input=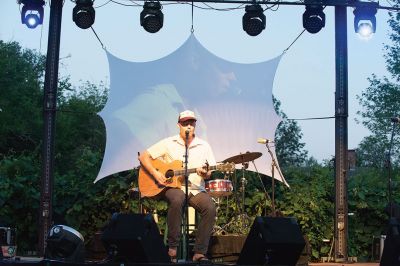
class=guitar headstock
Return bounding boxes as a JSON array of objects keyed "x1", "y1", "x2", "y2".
[{"x1": 216, "y1": 162, "x2": 235, "y2": 173}]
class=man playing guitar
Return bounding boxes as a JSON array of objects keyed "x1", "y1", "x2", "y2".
[{"x1": 138, "y1": 110, "x2": 216, "y2": 262}]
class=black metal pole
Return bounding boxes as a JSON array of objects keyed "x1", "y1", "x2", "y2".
[
  {"x1": 38, "y1": 0, "x2": 63, "y2": 256},
  {"x1": 265, "y1": 143, "x2": 281, "y2": 217},
  {"x1": 183, "y1": 131, "x2": 190, "y2": 261},
  {"x1": 334, "y1": 4, "x2": 349, "y2": 262}
]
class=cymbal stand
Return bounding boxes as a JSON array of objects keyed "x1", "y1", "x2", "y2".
[
  {"x1": 232, "y1": 169, "x2": 241, "y2": 216},
  {"x1": 240, "y1": 162, "x2": 248, "y2": 215},
  {"x1": 240, "y1": 162, "x2": 249, "y2": 228},
  {"x1": 223, "y1": 173, "x2": 231, "y2": 220},
  {"x1": 220, "y1": 163, "x2": 251, "y2": 234}
]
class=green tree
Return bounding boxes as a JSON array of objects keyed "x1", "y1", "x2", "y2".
[
  {"x1": 276, "y1": 159, "x2": 335, "y2": 260},
  {"x1": 0, "y1": 153, "x2": 41, "y2": 252},
  {"x1": 0, "y1": 41, "x2": 45, "y2": 155},
  {"x1": 356, "y1": 77, "x2": 400, "y2": 167},
  {"x1": 356, "y1": 8, "x2": 400, "y2": 167},
  {"x1": 386, "y1": 8, "x2": 400, "y2": 81},
  {"x1": 347, "y1": 167, "x2": 390, "y2": 260},
  {"x1": 273, "y1": 97, "x2": 309, "y2": 169},
  {"x1": 0, "y1": 41, "x2": 44, "y2": 252},
  {"x1": 50, "y1": 80, "x2": 141, "y2": 242},
  {"x1": 0, "y1": 40, "x2": 135, "y2": 253},
  {"x1": 353, "y1": 9, "x2": 400, "y2": 260}
]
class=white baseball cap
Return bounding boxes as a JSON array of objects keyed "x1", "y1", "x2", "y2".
[{"x1": 178, "y1": 110, "x2": 197, "y2": 122}]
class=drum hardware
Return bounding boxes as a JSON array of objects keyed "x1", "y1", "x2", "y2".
[
  {"x1": 221, "y1": 151, "x2": 262, "y2": 218},
  {"x1": 259, "y1": 141, "x2": 286, "y2": 217},
  {"x1": 206, "y1": 180, "x2": 233, "y2": 234},
  {"x1": 239, "y1": 161, "x2": 248, "y2": 217},
  {"x1": 205, "y1": 179, "x2": 233, "y2": 197},
  {"x1": 221, "y1": 152, "x2": 263, "y2": 213},
  {"x1": 222, "y1": 151, "x2": 262, "y2": 165},
  {"x1": 239, "y1": 161, "x2": 251, "y2": 230},
  {"x1": 205, "y1": 168, "x2": 235, "y2": 235},
  {"x1": 212, "y1": 197, "x2": 228, "y2": 236},
  {"x1": 221, "y1": 151, "x2": 263, "y2": 233}
]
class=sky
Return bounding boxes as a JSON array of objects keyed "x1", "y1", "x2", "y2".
[{"x1": 0, "y1": 0, "x2": 394, "y2": 162}]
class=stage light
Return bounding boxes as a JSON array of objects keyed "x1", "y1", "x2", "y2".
[
  {"x1": 242, "y1": 4, "x2": 266, "y2": 36},
  {"x1": 19, "y1": 0, "x2": 45, "y2": 29},
  {"x1": 302, "y1": 5, "x2": 325, "y2": 34},
  {"x1": 140, "y1": 1, "x2": 164, "y2": 33},
  {"x1": 45, "y1": 225, "x2": 85, "y2": 263},
  {"x1": 353, "y1": 2, "x2": 378, "y2": 39},
  {"x1": 357, "y1": 23, "x2": 374, "y2": 38},
  {"x1": 73, "y1": 0, "x2": 95, "y2": 29}
]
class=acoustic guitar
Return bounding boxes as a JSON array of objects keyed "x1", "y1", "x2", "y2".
[{"x1": 138, "y1": 159, "x2": 235, "y2": 198}]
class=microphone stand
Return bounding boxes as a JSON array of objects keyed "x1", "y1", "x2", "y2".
[
  {"x1": 183, "y1": 131, "x2": 190, "y2": 261},
  {"x1": 264, "y1": 142, "x2": 285, "y2": 217},
  {"x1": 251, "y1": 160, "x2": 272, "y2": 216}
]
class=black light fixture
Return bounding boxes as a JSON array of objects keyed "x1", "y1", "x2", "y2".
[
  {"x1": 242, "y1": 4, "x2": 266, "y2": 36},
  {"x1": 73, "y1": 0, "x2": 95, "y2": 29},
  {"x1": 303, "y1": 4, "x2": 325, "y2": 34},
  {"x1": 140, "y1": 1, "x2": 164, "y2": 33},
  {"x1": 45, "y1": 225, "x2": 85, "y2": 263},
  {"x1": 353, "y1": 1, "x2": 378, "y2": 38},
  {"x1": 19, "y1": 0, "x2": 45, "y2": 29}
]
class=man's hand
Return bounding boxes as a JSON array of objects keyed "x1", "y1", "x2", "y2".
[
  {"x1": 196, "y1": 167, "x2": 207, "y2": 177},
  {"x1": 196, "y1": 164, "x2": 211, "y2": 179},
  {"x1": 139, "y1": 150, "x2": 168, "y2": 185},
  {"x1": 153, "y1": 170, "x2": 167, "y2": 184}
]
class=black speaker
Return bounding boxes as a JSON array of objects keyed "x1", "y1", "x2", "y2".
[
  {"x1": 101, "y1": 213, "x2": 169, "y2": 263},
  {"x1": 237, "y1": 216, "x2": 305, "y2": 266},
  {"x1": 380, "y1": 218, "x2": 400, "y2": 266}
]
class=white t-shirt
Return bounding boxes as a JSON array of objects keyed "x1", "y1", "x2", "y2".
[{"x1": 147, "y1": 134, "x2": 216, "y2": 195}]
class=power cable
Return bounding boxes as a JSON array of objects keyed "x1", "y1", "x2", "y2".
[
  {"x1": 191, "y1": 0, "x2": 194, "y2": 32},
  {"x1": 109, "y1": 0, "x2": 141, "y2": 6},
  {"x1": 282, "y1": 5, "x2": 327, "y2": 53},
  {"x1": 282, "y1": 28, "x2": 306, "y2": 54},
  {"x1": 56, "y1": 108, "x2": 99, "y2": 115},
  {"x1": 287, "y1": 116, "x2": 335, "y2": 121},
  {"x1": 90, "y1": 26, "x2": 106, "y2": 50},
  {"x1": 200, "y1": 2, "x2": 245, "y2": 10},
  {"x1": 95, "y1": 0, "x2": 112, "y2": 8}
]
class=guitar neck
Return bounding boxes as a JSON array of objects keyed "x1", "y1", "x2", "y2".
[{"x1": 174, "y1": 165, "x2": 217, "y2": 177}]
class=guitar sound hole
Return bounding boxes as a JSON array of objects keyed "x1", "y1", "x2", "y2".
[{"x1": 165, "y1": 170, "x2": 174, "y2": 179}]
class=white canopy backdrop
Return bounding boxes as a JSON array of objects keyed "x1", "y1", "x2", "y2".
[{"x1": 94, "y1": 34, "x2": 288, "y2": 187}]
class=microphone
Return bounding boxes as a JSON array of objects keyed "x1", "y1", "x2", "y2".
[
  {"x1": 185, "y1": 129, "x2": 190, "y2": 139},
  {"x1": 257, "y1": 137, "x2": 274, "y2": 144},
  {"x1": 391, "y1": 117, "x2": 400, "y2": 123}
]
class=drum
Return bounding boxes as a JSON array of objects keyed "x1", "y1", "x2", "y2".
[{"x1": 205, "y1": 179, "x2": 233, "y2": 197}]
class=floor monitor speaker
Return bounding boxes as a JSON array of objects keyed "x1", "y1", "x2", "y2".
[
  {"x1": 101, "y1": 213, "x2": 169, "y2": 263},
  {"x1": 237, "y1": 216, "x2": 305, "y2": 266}
]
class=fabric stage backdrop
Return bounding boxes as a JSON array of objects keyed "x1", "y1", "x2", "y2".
[{"x1": 94, "y1": 34, "x2": 287, "y2": 186}]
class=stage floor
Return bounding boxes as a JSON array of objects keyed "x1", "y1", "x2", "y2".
[
  {"x1": 0, "y1": 257, "x2": 381, "y2": 266},
  {"x1": 308, "y1": 262, "x2": 379, "y2": 266}
]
